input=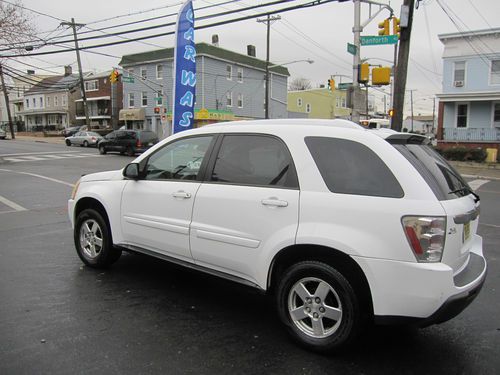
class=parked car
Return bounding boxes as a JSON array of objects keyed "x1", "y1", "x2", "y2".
[
  {"x1": 98, "y1": 130, "x2": 158, "y2": 156},
  {"x1": 79, "y1": 124, "x2": 113, "y2": 136},
  {"x1": 68, "y1": 119, "x2": 486, "y2": 352},
  {"x1": 65, "y1": 131, "x2": 103, "y2": 147},
  {"x1": 0, "y1": 127, "x2": 6, "y2": 139},
  {"x1": 60, "y1": 126, "x2": 82, "y2": 137}
]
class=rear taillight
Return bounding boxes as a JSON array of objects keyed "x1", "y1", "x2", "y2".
[
  {"x1": 91, "y1": 137, "x2": 96, "y2": 141},
  {"x1": 136, "y1": 139, "x2": 142, "y2": 148},
  {"x1": 402, "y1": 216, "x2": 446, "y2": 263}
]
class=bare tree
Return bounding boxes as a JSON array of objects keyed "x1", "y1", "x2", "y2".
[
  {"x1": 289, "y1": 77, "x2": 312, "y2": 91},
  {"x1": 0, "y1": 0, "x2": 37, "y2": 51}
]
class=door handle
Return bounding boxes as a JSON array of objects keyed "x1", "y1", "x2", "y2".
[
  {"x1": 261, "y1": 198, "x2": 288, "y2": 207},
  {"x1": 172, "y1": 191, "x2": 191, "y2": 199}
]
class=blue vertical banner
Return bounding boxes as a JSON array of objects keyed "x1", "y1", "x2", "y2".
[{"x1": 172, "y1": 0, "x2": 196, "y2": 134}]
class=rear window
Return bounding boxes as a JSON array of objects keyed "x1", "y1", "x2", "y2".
[
  {"x1": 305, "y1": 137, "x2": 404, "y2": 198},
  {"x1": 393, "y1": 144, "x2": 470, "y2": 200}
]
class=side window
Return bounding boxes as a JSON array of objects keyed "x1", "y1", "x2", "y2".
[
  {"x1": 211, "y1": 135, "x2": 298, "y2": 188},
  {"x1": 115, "y1": 131, "x2": 127, "y2": 140},
  {"x1": 145, "y1": 136, "x2": 213, "y2": 181},
  {"x1": 106, "y1": 132, "x2": 116, "y2": 140},
  {"x1": 305, "y1": 137, "x2": 403, "y2": 198}
]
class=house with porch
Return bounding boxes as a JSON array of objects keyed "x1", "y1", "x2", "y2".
[{"x1": 436, "y1": 28, "x2": 500, "y2": 151}]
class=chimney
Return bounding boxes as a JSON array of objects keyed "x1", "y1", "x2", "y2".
[
  {"x1": 64, "y1": 65, "x2": 72, "y2": 76},
  {"x1": 212, "y1": 34, "x2": 219, "y2": 47},
  {"x1": 247, "y1": 45, "x2": 256, "y2": 57}
]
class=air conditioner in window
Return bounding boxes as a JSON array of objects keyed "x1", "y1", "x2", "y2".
[{"x1": 454, "y1": 80, "x2": 464, "y2": 87}]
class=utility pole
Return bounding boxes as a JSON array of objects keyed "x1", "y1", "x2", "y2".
[
  {"x1": 61, "y1": 18, "x2": 90, "y2": 127},
  {"x1": 257, "y1": 14, "x2": 280, "y2": 119},
  {"x1": 432, "y1": 96, "x2": 436, "y2": 133},
  {"x1": 351, "y1": 0, "x2": 362, "y2": 123},
  {"x1": 410, "y1": 89, "x2": 414, "y2": 132},
  {"x1": 392, "y1": 0, "x2": 415, "y2": 131},
  {"x1": 0, "y1": 64, "x2": 15, "y2": 139}
]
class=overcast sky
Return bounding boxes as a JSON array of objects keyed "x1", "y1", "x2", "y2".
[{"x1": 11, "y1": 0, "x2": 500, "y2": 115}]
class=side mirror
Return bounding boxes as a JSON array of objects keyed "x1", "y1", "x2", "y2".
[{"x1": 123, "y1": 163, "x2": 140, "y2": 180}]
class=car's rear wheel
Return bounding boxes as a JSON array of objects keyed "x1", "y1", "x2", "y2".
[
  {"x1": 276, "y1": 261, "x2": 362, "y2": 353},
  {"x1": 99, "y1": 145, "x2": 107, "y2": 154},
  {"x1": 65, "y1": 139, "x2": 71, "y2": 146},
  {"x1": 83, "y1": 140, "x2": 89, "y2": 147},
  {"x1": 74, "y1": 208, "x2": 121, "y2": 268}
]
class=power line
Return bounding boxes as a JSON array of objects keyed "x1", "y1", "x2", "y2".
[{"x1": 0, "y1": 0, "x2": 339, "y2": 58}]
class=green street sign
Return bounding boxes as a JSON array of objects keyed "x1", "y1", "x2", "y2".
[
  {"x1": 360, "y1": 35, "x2": 398, "y2": 46},
  {"x1": 338, "y1": 82, "x2": 353, "y2": 90},
  {"x1": 122, "y1": 76, "x2": 135, "y2": 83},
  {"x1": 347, "y1": 43, "x2": 357, "y2": 56}
]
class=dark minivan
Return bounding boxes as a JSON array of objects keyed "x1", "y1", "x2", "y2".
[{"x1": 98, "y1": 130, "x2": 159, "y2": 156}]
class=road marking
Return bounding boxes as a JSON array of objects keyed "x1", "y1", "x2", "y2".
[
  {"x1": 0, "y1": 151, "x2": 81, "y2": 157},
  {"x1": 2, "y1": 152, "x2": 100, "y2": 163},
  {"x1": 0, "y1": 168, "x2": 75, "y2": 187},
  {"x1": 469, "y1": 179, "x2": 490, "y2": 191},
  {"x1": 479, "y1": 223, "x2": 500, "y2": 229},
  {"x1": 0, "y1": 194, "x2": 27, "y2": 212}
]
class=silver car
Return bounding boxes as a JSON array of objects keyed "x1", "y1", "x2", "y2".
[{"x1": 65, "y1": 131, "x2": 103, "y2": 147}]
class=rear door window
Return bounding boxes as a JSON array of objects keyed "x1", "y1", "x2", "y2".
[
  {"x1": 210, "y1": 135, "x2": 298, "y2": 188},
  {"x1": 305, "y1": 137, "x2": 404, "y2": 198},
  {"x1": 393, "y1": 144, "x2": 471, "y2": 200}
]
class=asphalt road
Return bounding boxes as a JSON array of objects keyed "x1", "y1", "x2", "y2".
[{"x1": 1, "y1": 139, "x2": 499, "y2": 374}]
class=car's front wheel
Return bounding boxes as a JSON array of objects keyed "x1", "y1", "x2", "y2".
[
  {"x1": 65, "y1": 139, "x2": 71, "y2": 146},
  {"x1": 99, "y1": 145, "x2": 107, "y2": 154},
  {"x1": 276, "y1": 261, "x2": 362, "y2": 353},
  {"x1": 74, "y1": 208, "x2": 121, "y2": 268}
]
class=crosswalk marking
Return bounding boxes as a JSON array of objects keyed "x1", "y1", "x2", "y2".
[
  {"x1": 469, "y1": 179, "x2": 490, "y2": 191},
  {"x1": 2, "y1": 152, "x2": 101, "y2": 163}
]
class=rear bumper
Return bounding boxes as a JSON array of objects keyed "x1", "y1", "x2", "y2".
[{"x1": 354, "y1": 234, "x2": 487, "y2": 325}]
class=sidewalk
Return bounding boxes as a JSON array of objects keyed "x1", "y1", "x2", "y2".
[
  {"x1": 8, "y1": 134, "x2": 66, "y2": 145},
  {"x1": 450, "y1": 161, "x2": 500, "y2": 181}
]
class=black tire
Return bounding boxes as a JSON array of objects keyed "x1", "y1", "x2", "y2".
[
  {"x1": 276, "y1": 261, "x2": 362, "y2": 353},
  {"x1": 126, "y1": 146, "x2": 135, "y2": 157},
  {"x1": 99, "y1": 145, "x2": 107, "y2": 155},
  {"x1": 74, "y1": 208, "x2": 121, "y2": 268},
  {"x1": 83, "y1": 140, "x2": 89, "y2": 147},
  {"x1": 65, "y1": 139, "x2": 71, "y2": 146}
]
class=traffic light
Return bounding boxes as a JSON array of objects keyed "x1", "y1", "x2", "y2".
[
  {"x1": 388, "y1": 108, "x2": 395, "y2": 117},
  {"x1": 328, "y1": 78, "x2": 335, "y2": 92},
  {"x1": 392, "y1": 17, "x2": 401, "y2": 38},
  {"x1": 109, "y1": 69, "x2": 119, "y2": 83},
  {"x1": 359, "y1": 63, "x2": 369, "y2": 83},
  {"x1": 154, "y1": 107, "x2": 161, "y2": 114},
  {"x1": 372, "y1": 67, "x2": 391, "y2": 86},
  {"x1": 378, "y1": 18, "x2": 390, "y2": 36}
]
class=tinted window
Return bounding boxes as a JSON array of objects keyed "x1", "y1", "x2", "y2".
[
  {"x1": 305, "y1": 137, "x2": 404, "y2": 198},
  {"x1": 140, "y1": 131, "x2": 158, "y2": 142},
  {"x1": 393, "y1": 144, "x2": 470, "y2": 200},
  {"x1": 106, "y1": 132, "x2": 116, "y2": 140},
  {"x1": 211, "y1": 135, "x2": 298, "y2": 188},
  {"x1": 145, "y1": 136, "x2": 213, "y2": 181}
]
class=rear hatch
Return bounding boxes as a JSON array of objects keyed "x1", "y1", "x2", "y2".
[{"x1": 387, "y1": 134, "x2": 480, "y2": 273}]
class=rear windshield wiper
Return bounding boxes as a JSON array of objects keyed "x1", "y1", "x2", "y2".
[{"x1": 449, "y1": 186, "x2": 480, "y2": 203}]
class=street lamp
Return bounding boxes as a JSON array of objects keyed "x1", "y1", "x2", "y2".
[{"x1": 265, "y1": 59, "x2": 314, "y2": 119}]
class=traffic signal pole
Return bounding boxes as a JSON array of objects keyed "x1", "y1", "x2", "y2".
[
  {"x1": 391, "y1": 0, "x2": 415, "y2": 131},
  {"x1": 351, "y1": 0, "x2": 362, "y2": 124},
  {"x1": 0, "y1": 64, "x2": 15, "y2": 139}
]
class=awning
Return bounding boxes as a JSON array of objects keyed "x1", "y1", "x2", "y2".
[
  {"x1": 119, "y1": 108, "x2": 145, "y2": 121},
  {"x1": 437, "y1": 92, "x2": 500, "y2": 102},
  {"x1": 75, "y1": 96, "x2": 111, "y2": 102}
]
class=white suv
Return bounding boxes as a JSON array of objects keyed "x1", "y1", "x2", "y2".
[{"x1": 68, "y1": 119, "x2": 486, "y2": 352}]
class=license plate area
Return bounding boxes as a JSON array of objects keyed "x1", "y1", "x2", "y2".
[{"x1": 463, "y1": 221, "x2": 471, "y2": 242}]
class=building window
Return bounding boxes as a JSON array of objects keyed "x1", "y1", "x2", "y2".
[
  {"x1": 47, "y1": 97, "x2": 51, "y2": 107},
  {"x1": 129, "y1": 93, "x2": 135, "y2": 108},
  {"x1": 336, "y1": 98, "x2": 340, "y2": 108},
  {"x1": 453, "y1": 61, "x2": 465, "y2": 85},
  {"x1": 226, "y1": 91, "x2": 232, "y2": 107},
  {"x1": 456, "y1": 103, "x2": 468, "y2": 128},
  {"x1": 297, "y1": 98, "x2": 303, "y2": 107},
  {"x1": 32, "y1": 98, "x2": 36, "y2": 107},
  {"x1": 237, "y1": 93, "x2": 243, "y2": 108},
  {"x1": 54, "y1": 96, "x2": 59, "y2": 106},
  {"x1": 142, "y1": 91, "x2": 148, "y2": 107},
  {"x1": 128, "y1": 68, "x2": 134, "y2": 77},
  {"x1": 156, "y1": 64, "x2": 163, "y2": 80},
  {"x1": 156, "y1": 91, "x2": 163, "y2": 105},
  {"x1": 493, "y1": 103, "x2": 500, "y2": 126},
  {"x1": 226, "y1": 65, "x2": 232, "y2": 80},
  {"x1": 341, "y1": 97, "x2": 346, "y2": 108},
  {"x1": 62, "y1": 95, "x2": 67, "y2": 106},
  {"x1": 25, "y1": 99, "x2": 29, "y2": 108},
  {"x1": 490, "y1": 60, "x2": 500, "y2": 85},
  {"x1": 141, "y1": 67, "x2": 147, "y2": 80},
  {"x1": 84, "y1": 80, "x2": 98, "y2": 91},
  {"x1": 306, "y1": 103, "x2": 312, "y2": 113},
  {"x1": 237, "y1": 68, "x2": 243, "y2": 83}
]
